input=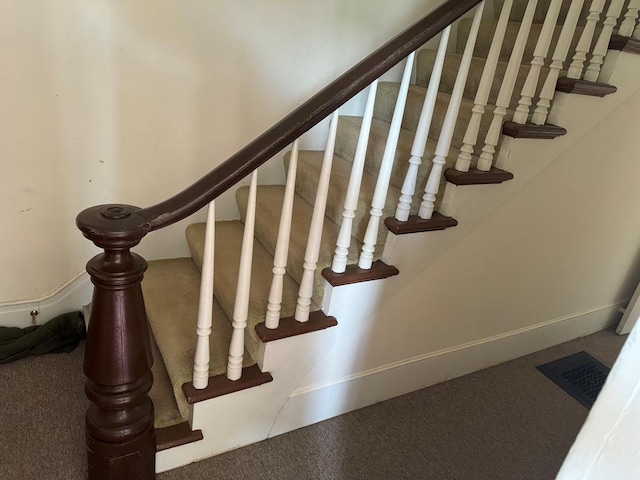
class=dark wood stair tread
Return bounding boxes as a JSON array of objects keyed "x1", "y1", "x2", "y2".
[
  {"x1": 385, "y1": 212, "x2": 458, "y2": 235},
  {"x1": 256, "y1": 310, "x2": 338, "y2": 343},
  {"x1": 609, "y1": 34, "x2": 640, "y2": 55},
  {"x1": 182, "y1": 365, "x2": 273, "y2": 404},
  {"x1": 445, "y1": 167, "x2": 514, "y2": 185},
  {"x1": 503, "y1": 121, "x2": 567, "y2": 139},
  {"x1": 156, "y1": 421, "x2": 203, "y2": 452},
  {"x1": 555, "y1": 77, "x2": 617, "y2": 97},
  {"x1": 322, "y1": 260, "x2": 399, "y2": 286}
]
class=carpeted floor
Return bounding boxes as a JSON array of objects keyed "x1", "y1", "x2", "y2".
[{"x1": 0, "y1": 329, "x2": 626, "y2": 480}]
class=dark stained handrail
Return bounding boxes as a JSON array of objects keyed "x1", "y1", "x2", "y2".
[
  {"x1": 75, "y1": 2, "x2": 485, "y2": 477},
  {"x1": 136, "y1": 0, "x2": 484, "y2": 231}
]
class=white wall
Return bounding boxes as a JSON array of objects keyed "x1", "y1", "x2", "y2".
[{"x1": 0, "y1": 0, "x2": 442, "y2": 306}]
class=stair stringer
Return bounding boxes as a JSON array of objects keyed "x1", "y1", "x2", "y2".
[
  {"x1": 156, "y1": 51, "x2": 640, "y2": 472},
  {"x1": 271, "y1": 51, "x2": 640, "y2": 400},
  {"x1": 380, "y1": 50, "x2": 640, "y2": 297},
  {"x1": 264, "y1": 54, "x2": 640, "y2": 434}
]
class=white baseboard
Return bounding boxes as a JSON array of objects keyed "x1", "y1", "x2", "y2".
[
  {"x1": 269, "y1": 303, "x2": 623, "y2": 437},
  {"x1": 0, "y1": 272, "x2": 92, "y2": 328}
]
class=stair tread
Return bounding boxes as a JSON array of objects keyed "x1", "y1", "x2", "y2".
[
  {"x1": 415, "y1": 49, "x2": 549, "y2": 110},
  {"x1": 289, "y1": 150, "x2": 392, "y2": 250},
  {"x1": 336, "y1": 115, "x2": 459, "y2": 192},
  {"x1": 186, "y1": 220, "x2": 301, "y2": 360},
  {"x1": 237, "y1": 184, "x2": 358, "y2": 304},
  {"x1": 374, "y1": 83, "x2": 501, "y2": 155},
  {"x1": 493, "y1": 0, "x2": 599, "y2": 26},
  {"x1": 143, "y1": 258, "x2": 255, "y2": 420},
  {"x1": 458, "y1": 19, "x2": 593, "y2": 63}
]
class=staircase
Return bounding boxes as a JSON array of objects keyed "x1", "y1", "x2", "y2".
[{"x1": 75, "y1": 0, "x2": 640, "y2": 477}]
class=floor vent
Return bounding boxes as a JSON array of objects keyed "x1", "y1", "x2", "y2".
[{"x1": 536, "y1": 351, "x2": 610, "y2": 409}]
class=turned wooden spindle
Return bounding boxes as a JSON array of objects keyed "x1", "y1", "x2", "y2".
[{"x1": 76, "y1": 204, "x2": 155, "y2": 480}]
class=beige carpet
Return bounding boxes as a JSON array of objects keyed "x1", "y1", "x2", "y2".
[
  {"x1": 186, "y1": 221, "x2": 301, "y2": 362},
  {"x1": 143, "y1": 257, "x2": 256, "y2": 423},
  {"x1": 149, "y1": 332, "x2": 185, "y2": 428},
  {"x1": 0, "y1": 329, "x2": 626, "y2": 480}
]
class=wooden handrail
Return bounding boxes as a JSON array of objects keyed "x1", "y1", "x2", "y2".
[
  {"x1": 75, "y1": 2, "x2": 484, "y2": 478},
  {"x1": 135, "y1": 0, "x2": 483, "y2": 232}
]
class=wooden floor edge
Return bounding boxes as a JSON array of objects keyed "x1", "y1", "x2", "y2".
[{"x1": 156, "y1": 421, "x2": 204, "y2": 452}]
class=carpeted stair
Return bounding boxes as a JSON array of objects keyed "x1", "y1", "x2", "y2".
[
  {"x1": 141, "y1": 0, "x2": 612, "y2": 431},
  {"x1": 143, "y1": 257, "x2": 256, "y2": 423}
]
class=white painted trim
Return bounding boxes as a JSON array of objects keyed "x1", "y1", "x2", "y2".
[
  {"x1": 0, "y1": 272, "x2": 92, "y2": 328},
  {"x1": 290, "y1": 302, "x2": 624, "y2": 397},
  {"x1": 617, "y1": 281, "x2": 640, "y2": 335},
  {"x1": 557, "y1": 310, "x2": 640, "y2": 479},
  {"x1": 0, "y1": 270, "x2": 87, "y2": 307},
  {"x1": 269, "y1": 303, "x2": 621, "y2": 437}
]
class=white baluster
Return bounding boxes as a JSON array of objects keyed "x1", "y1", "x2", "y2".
[
  {"x1": 265, "y1": 140, "x2": 299, "y2": 329},
  {"x1": 226, "y1": 170, "x2": 258, "y2": 381},
  {"x1": 455, "y1": 1, "x2": 513, "y2": 172},
  {"x1": 511, "y1": 0, "x2": 563, "y2": 125},
  {"x1": 395, "y1": 28, "x2": 450, "y2": 221},
  {"x1": 477, "y1": 0, "x2": 538, "y2": 171},
  {"x1": 567, "y1": 0, "x2": 606, "y2": 79},
  {"x1": 635, "y1": 22, "x2": 640, "y2": 40},
  {"x1": 531, "y1": 0, "x2": 585, "y2": 126},
  {"x1": 358, "y1": 52, "x2": 415, "y2": 269},
  {"x1": 295, "y1": 111, "x2": 339, "y2": 322},
  {"x1": 332, "y1": 81, "x2": 378, "y2": 273},
  {"x1": 192, "y1": 201, "x2": 215, "y2": 389},
  {"x1": 418, "y1": 3, "x2": 486, "y2": 217},
  {"x1": 619, "y1": 0, "x2": 640, "y2": 37},
  {"x1": 584, "y1": 0, "x2": 626, "y2": 82}
]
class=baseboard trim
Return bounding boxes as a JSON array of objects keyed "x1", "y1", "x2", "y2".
[
  {"x1": 0, "y1": 272, "x2": 92, "y2": 328},
  {"x1": 271, "y1": 303, "x2": 622, "y2": 436}
]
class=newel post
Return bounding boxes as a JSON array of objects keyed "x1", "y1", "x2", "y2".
[{"x1": 76, "y1": 204, "x2": 156, "y2": 480}]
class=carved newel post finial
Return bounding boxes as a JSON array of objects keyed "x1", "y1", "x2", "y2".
[{"x1": 76, "y1": 204, "x2": 156, "y2": 480}]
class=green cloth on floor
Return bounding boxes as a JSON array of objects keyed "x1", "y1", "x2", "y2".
[{"x1": 0, "y1": 312, "x2": 86, "y2": 364}]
